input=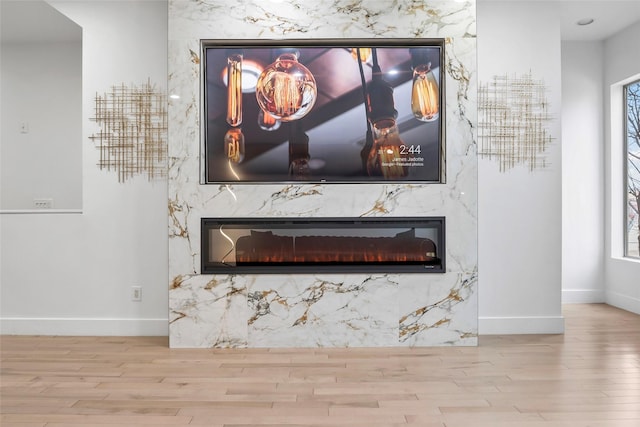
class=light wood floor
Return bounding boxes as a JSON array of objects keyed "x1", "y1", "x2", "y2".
[{"x1": 1, "y1": 304, "x2": 639, "y2": 427}]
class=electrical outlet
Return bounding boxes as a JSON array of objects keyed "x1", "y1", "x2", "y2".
[
  {"x1": 131, "y1": 286, "x2": 142, "y2": 302},
  {"x1": 33, "y1": 198, "x2": 53, "y2": 209}
]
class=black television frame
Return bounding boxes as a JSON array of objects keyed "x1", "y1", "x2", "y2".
[{"x1": 201, "y1": 38, "x2": 446, "y2": 184}]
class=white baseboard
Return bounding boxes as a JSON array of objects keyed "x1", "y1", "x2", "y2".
[
  {"x1": 0, "y1": 317, "x2": 168, "y2": 336},
  {"x1": 479, "y1": 315, "x2": 565, "y2": 335},
  {"x1": 606, "y1": 291, "x2": 640, "y2": 315},
  {"x1": 562, "y1": 289, "x2": 606, "y2": 304}
]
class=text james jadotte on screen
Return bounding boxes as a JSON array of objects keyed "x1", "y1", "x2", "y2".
[{"x1": 382, "y1": 157, "x2": 424, "y2": 167}]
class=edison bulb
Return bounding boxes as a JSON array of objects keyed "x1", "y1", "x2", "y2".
[
  {"x1": 411, "y1": 64, "x2": 439, "y2": 122},
  {"x1": 288, "y1": 123, "x2": 310, "y2": 178},
  {"x1": 350, "y1": 47, "x2": 372, "y2": 62},
  {"x1": 366, "y1": 123, "x2": 408, "y2": 178},
  {"x1": 255, "y1": 53, "x2": 317, "y2": 122},
  {"x1": 224, "y1": 128, "x2": 245, "y2": 164},
  {"x1": 226, "y1": 54, "x2": 243, "y2": 126},
  {"x1": 257, "y1": 109, "x2": 281, "y2": 131}
]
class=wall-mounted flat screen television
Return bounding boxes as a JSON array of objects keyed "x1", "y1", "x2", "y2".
[{"x1": 201, "y1": 39, "x2": 445, "y2": 184}]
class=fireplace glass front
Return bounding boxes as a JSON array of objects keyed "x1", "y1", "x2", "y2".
[{"x1": 201, "y1": 217, "x2": 445, "y2": 274}]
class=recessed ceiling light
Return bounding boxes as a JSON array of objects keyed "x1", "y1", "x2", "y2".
[{"x1": 577, "y1": 18, "x2": 595, "y2": 26}]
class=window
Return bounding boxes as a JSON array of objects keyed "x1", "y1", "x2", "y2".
[{"x1": 625, "y1": 79, "x2": 640, "y2": 258}]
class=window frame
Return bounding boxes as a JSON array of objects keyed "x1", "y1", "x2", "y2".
[{"x1": 624, "y1": 79, "x2": 640, "y2": 259}]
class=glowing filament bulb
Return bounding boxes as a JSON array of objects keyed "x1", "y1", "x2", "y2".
[
  {"x1": 350, "y1": 47, "x2": 372, "y2": 62},
  {"x1": 224, "y1": 128, "x2": 245, "y2": 164},
  {"x1": 258, "y1": 109, "x2": 281, "y2": 131},
  {"x1": 411, "y1": 64, "x2": 439, "y2": 122},
  {"x1": 366, "y1": 123, "x2": 408, "y2": 178},
  {"x1": 273, "y1": 72, "x2": 301, "y2": 117},
  {"x1": 226, "y1": 53, "x2": 243, "y2": 126},
  {"x1": 255, "y1": 53, "x2": 317, "y2": 122}
]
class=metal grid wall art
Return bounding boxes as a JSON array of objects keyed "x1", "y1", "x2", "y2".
[
  {"x1": 90, "y1": 80, "x2": 167, "y2": 182},
  {"x1": 478, "y1": 71, "x2": 553, "y2": 172}
]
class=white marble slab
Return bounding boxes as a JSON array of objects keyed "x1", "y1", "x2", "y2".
[
  {"x1": 168, "y1": 0, "x2": 478, "y2": 348},
  {"x1": 247, "y1": 274, "x2": 399, "y2": 347}
]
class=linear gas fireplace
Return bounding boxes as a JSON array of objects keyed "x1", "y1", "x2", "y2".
[{"x1": 201, "y1": 217, "x2": 445, "y2": 274}]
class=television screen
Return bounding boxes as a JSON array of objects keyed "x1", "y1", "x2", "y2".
[{"x1": 201, "y1": 39, "x2": 445, "y2": 184}]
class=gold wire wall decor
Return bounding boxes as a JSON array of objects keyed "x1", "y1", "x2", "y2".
[
  {"x1": 478, "y1": 71, "x2": 553, "y2": 172},
  {"x1": 90, "y1": 79, "x2": 167, "y2": 182}
]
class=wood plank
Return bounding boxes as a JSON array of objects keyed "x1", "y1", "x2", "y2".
[{"x1": 0, "y1": 304, "x2": 638, "y2": 426}]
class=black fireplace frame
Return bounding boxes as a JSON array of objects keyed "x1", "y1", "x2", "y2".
[{"x1": 201, "y1": 217, "x2": 445, "y2": 274}]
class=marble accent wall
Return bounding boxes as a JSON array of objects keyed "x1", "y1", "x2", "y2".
[{"x1": 168, "y1": 0, "x2": 477, "y2": 348}]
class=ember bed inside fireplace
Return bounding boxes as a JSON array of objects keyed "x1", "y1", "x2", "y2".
[{"x1": 201, "y1": 217, "x2": 445, "y2": 274}]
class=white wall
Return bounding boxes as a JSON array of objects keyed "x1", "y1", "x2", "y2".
[
  {"x1": 604, "y1": 21, "x2": 640, "y2": 314},
  {"x1": 1, "y1": 0, "x2": 634, "y2": 338},
  {"x1": 477, "y1": 1, "x2": 564, "y2": 334},
  {"x1": 561, "y1": 41, "x2": 606, "y2": 303},
  {"x1": 0, "y1": 0, "x2": 169, "y2": 335},
  {"x1": 1, "y1": 41, "x2": 82, "y2": 210}
]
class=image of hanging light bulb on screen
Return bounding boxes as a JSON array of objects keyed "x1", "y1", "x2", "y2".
[
  {"x1": 257, "y1": 109, "x2": 281, "y2": 131},
  {"x1": 411, "y1": 62, "x2": 439, "y2": 122},
  {"x1": 367, "y1": 122, "x2": 409, "y2": 179},
  {"x1": 224, "y1": 127, "x2": 245, "y2": 164},
  {"x1": 226, "y1": 53, "x2": 243, "y2": 126},
  {"x1": 255, "y1": 53, "x2": 317, "y2": 121},
  {"x1": 350, "y1": 47, "x2": 372, "y2": 63},
  {"x1": 288, "y1": 122, "x2": 310, "y2": 178},
  {"x1": 365, "y1": 49, "x2": 409, "y2": 178}
]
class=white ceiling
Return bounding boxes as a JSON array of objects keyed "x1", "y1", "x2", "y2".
[
  {"x1": 478, "y1": 0, "x2": 640, "y2": 41},
  {"x1": 557, "y1": 0, "x2": 640, "y2": 41},
  {"x1": 0, "y1": 0, "x2": 81, "y2": 44}
]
